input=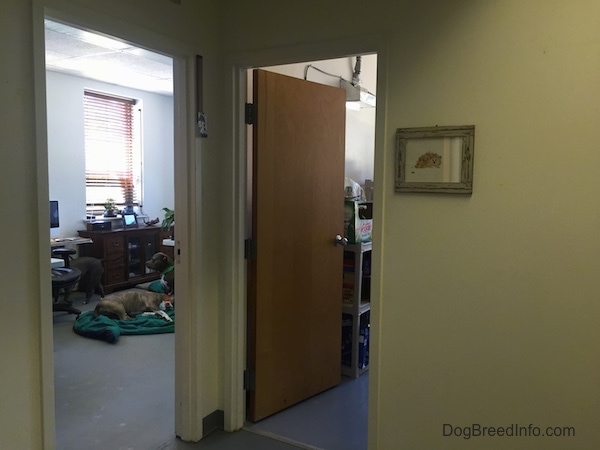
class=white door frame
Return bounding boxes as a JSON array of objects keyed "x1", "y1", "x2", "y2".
[
  {"x1": 32, "y1": 1, "x2": 203, "y2": 443},
  {"x1": 223, "y1": 35, "x2": 388, "y2": 439}
]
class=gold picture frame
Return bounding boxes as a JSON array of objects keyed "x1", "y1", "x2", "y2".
[{"x1": 395, "y1": 125, "x2": 475, "y2": 194}]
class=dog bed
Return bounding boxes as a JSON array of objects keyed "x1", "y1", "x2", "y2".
[
  {"x1": 136, "y1": 280, "x2": 166, "y2": 293},
  {"x1": 73, "y1": 309, "x2": 175, "y2": 344}
]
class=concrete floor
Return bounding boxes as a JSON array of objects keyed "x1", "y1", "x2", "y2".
[{"x1": 53, "y1": 292, "x2": 368, "y2": 450}]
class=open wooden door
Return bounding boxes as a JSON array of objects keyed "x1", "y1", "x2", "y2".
[{"x1": 247, "y1": 69, "x2": 346, "y2": 421}]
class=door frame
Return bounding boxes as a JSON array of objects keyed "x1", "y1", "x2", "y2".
[
  {"x1": 32, "y1": 2, "x2": 203, "y2": 444},
  {"x1": 223, "y1": 35, "x2": 388, "y2": 445}
]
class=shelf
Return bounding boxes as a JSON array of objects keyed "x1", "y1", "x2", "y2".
[
  {"x1": 342, "y1": 301, "x2": 370, "y2": 316},
  {"x1": 341, "y1": 240, "x2": 372, "y2": 378},
  {"x1": 342, "y1": 364, "x2": 369, "y2": 378},
  {"x1": 346, "y1": 241, "x2": 372, "y2": 253}
]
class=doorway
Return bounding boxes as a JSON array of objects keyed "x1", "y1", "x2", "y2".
[
  {"x1": 44, "y1": 17, "x2": 179, "y2": 446},
  {"x1": 244, "y1": 55, "x2": 377, "y2": 449}
]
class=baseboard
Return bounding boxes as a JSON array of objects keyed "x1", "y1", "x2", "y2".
[{"x1": 202, "y1": 409, "x2": 225, "y2": 437}]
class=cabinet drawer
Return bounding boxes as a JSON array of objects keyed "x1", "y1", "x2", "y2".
[
  {"x1": 104, "y1": 235, "x2": 124, "y2": 252},
  {"x1": 103, "y1": 252, "x2": 123, "y2": 266},
  {"x1": 105, "y1": 265, "x2": 126, "y2": 284}
]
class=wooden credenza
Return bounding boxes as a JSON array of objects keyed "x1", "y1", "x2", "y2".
[{"x1": 78, "y1": 227, "x2": 162, "y2": 293}]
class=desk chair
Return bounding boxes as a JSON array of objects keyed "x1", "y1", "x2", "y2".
[
  {"x1": 51, "y1": 248, "x2": 81, "y2": 315},
  {"x1": 52, "y1": 247, "x2": 76, "y2": 268}
]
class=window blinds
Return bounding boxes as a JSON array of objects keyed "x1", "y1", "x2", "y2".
[{"x1": 83, "y1": 90, "x2": 139, "y2": 209}]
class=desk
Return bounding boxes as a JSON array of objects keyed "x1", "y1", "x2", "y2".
[
  {"x1": 50, "y1": 237, "x2": 92, "y2": 269},
  {"x1": 51, "y1": 237, "x2": 93, "y2": 247},
  {"x1": 52, "y1": 266, "x2": 82, "y2": 315}
]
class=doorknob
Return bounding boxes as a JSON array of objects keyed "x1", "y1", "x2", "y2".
[{"x1": 333, "y1": 235, "x2": 348, "y2": 247}]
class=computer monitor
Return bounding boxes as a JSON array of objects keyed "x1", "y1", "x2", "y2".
[{"x1": 50, "y1": 200, "x2": 60, "y2": 228}]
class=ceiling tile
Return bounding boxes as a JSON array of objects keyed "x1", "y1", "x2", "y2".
[{"x1": 45, "y1": 19, "x2": 173, "y2": 95}]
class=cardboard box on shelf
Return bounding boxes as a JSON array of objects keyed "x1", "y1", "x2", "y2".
[
  {"x1": 341, "y1": 312, "x2": 370, "y2": 369},
  {"x1": 344, "y1": 201, "x2": 373, "y2": 243},
  {"x1": 358, "y1": 312, "x2": 370, "y2": 369},
  {"x1": 341, "y1": 313, "x2": 353, "y2": 367},
  {"x1": 342, "y1": 272, "x2": 355, "y2": 303}
]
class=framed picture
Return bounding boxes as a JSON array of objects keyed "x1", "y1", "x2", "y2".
[
  {"x1": 123, "y1": 213, "x2": 138, "y2": 228},
  {"x1": 395, "y1": 125, "x2": 475, "y2": 194}
]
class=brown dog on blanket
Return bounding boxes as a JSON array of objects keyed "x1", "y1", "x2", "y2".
[
  {"x1": 93, "y1": 290, "x2": 168, "y2": 321},
  {"x1": 146, "y1": 251, "x2": 175, "y2": 294}
]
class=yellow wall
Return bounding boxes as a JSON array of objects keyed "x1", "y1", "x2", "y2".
[
  {"x1": 221, "y1": 1, "x2": 600, "y2": 448},
  {"x1": 1, "y1": 2, "x2": 46, "y2": 447}
]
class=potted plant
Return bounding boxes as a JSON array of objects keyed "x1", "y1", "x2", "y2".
[
  {"x1": 161, "y1": 207, "x2": 174, "y2": 232},
  {"x1": 104, "y1": 198, "x2": 118, "y2": 217}
]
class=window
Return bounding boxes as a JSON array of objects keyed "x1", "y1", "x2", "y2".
[{"x1": 83, "y1": 90, "x2": 141, "y2": 213}]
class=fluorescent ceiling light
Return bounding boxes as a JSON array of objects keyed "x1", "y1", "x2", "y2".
[
  {"x1": 44, "y1": 19, "x2": 173, "y2": 95},
  {"x1": 45, "y1": 19, "x2": 132, "y2": 51},
  {"x1": 341, "y1": 79, "x2": 376, "y2": 110}
]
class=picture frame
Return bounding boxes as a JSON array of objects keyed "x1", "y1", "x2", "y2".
[
  {"x1": 123, "y1": 213, "x2": 138, "y2": 228},
  {"x1": 395, "y1": 125, "x2": 475, "y2": 194}
]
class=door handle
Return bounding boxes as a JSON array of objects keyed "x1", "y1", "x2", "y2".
[{"x1": 333, "y1": 235, "x2": 348, "y2": 247}]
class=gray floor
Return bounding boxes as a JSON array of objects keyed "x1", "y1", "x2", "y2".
[
  {"x1": 244, "y1": 374, "x2": 368, "y2": 450},
  {"x1": 53, "y1": 292, "x2": 368, "y2": 450}
]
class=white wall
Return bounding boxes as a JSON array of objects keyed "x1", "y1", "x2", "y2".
[
  {"x1": 264, "y1": 55, "x2": 377, "y2": 186},
  {"x1": 46, "y1": 71, "x2": 174, "y2": 237}
]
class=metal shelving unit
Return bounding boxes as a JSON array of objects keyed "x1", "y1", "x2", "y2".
[{"x1": 342, "y1": 241, "x2": 371, "y2": 378}]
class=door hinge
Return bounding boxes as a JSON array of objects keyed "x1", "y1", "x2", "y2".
[
  {"x1": 244, "y1": 238, "x2": 257, "y2": 260},
  {"x1": 245, "y1": 103, "x2": 256, "y2": 125},
  {"x1": 243, "y1": 369, "x2": 255, "y2": 391}
]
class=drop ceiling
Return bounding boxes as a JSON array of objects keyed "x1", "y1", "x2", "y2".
[{"x1": 45, "y1": 19, "x2": 173, "y2": 96}]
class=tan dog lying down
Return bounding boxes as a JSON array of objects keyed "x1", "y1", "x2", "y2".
[{"x1": 93, "y1": 290, "x2": 170, "y2": 321}]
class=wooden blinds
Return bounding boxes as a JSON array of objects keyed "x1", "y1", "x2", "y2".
[{"x1": 83, "y1": 90, "x2": 138, "y2": 208}]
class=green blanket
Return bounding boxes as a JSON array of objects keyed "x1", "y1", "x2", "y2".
[{"x1": 73, "y1": 309, "x2": 175, "y2": 343}]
